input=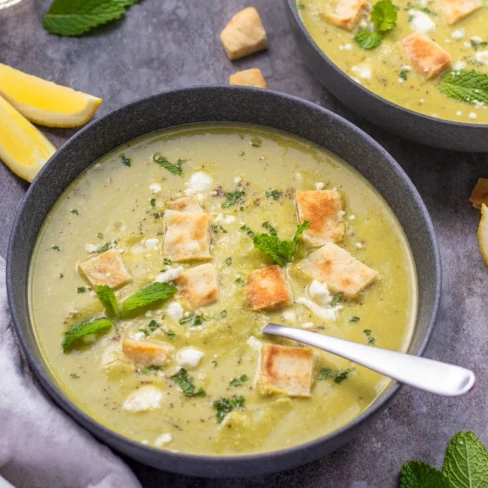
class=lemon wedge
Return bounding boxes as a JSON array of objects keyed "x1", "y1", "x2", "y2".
[
  {"x1": 478, "y1": 203, "x2": 488, "y2": 265},
  {"x1": 0, "y1": 94, "x2": 56, "y2": 182},
  {"x1": 0, "y1": 63, "x2": 102, "y2": 128}
]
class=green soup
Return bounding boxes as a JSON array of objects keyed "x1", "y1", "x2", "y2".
[
  {"x1": 30, "y1": 123, "x2": 417, "y2": 455},
  {"x1": 298, "y1": 0, "x2": 488, "y2": 124}
]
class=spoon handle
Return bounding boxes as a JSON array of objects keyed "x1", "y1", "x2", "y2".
[{"x1": 263, "y1": 324, "x2": 475, "y2": 397}]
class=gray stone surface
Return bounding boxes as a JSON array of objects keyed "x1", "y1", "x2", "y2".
[{"x1": 1, "y1": 0, "x2": 487, "y2": 486}]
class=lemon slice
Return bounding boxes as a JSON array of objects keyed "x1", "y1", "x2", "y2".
[
  {"x1": 478, "y1": 203, "x2": 488, "y2": 265},
  {"x1": 0, "y1": 63, "x2": 102, "y2": 128},
  {"x1": 0, "y1": 94, "x2": 56, "y2": 182}
]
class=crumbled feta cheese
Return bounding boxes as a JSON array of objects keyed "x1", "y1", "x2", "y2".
[
  {"x1": 356, "y1": 242, "x2": 363, "y2": 249},
  {"x1": 184, "y1": 172, "x2": 213, "y2": 195},
  {"x1": 155, "y1": 433, "x2": 172, "y2": 447},
  {"x1": 351, "y1": 64, "x2": 372, "y2": 80},
  {"x1": 296, "y1": 297, "x2": 338, "y2": 321},
  {"x1": 408, "y1": 10, "x2": 436, "y2": 34},
  {"x1": 166, "y1": 301, "x2": 184, "y2": 321},
  {"x1": 176, "y1": 347, "x2": 204, "y2": 368},
  {"x1": 301, "y1": 322, "x2": 314, "y2": 329},
  {"x1": 123, "y1": 386, "x2": 163, "y2": 412},
  {"x1": 156, "y1": 266, "x2": 184, "y2": 283},
  {"x1": 451, "y1": 29, "x2": 465, "y2": 40},
  {"x1": 150, "y1": 183, "x2": 162, "y2": 194},
  {"x1": 348, "y1": 215, "x2": 356, "y2": 220},
  {"x1": 234, "y1": 176, "x2": 243, "y2": 184},
  {"x1": 132, "y1": 332, "x2": 146, "y2": 341},
  {"x1": 85, "y1": 243, "x2": 98, "y2": 253},
  {"x1": 456, "y1": 111, "x2": 463, "y2": 116},
  {"x1": 131, "y1": 238, "x2": 160, "y2": 255},
  {"x1": 453, "y1": 61, "x2": 467, "y2": 70},
  {"x1": 145, "y1": 238, "x2": 159, "y2": 251},
  {"x1": 344, "y1": 43, "x2": 352, "y2": 51},
  {"x1": 401, "y1": 65, "x2": 412, "y2": 71},
  {"x1": 464, "y1": 42, "x2": 473, "y2": 48},
  {"x1": 471, "y1": 36, "x2": 483, "y2": 44},
  {"x1": 247, "y1": 336, "x2": 262, "y2": 349},
  {"x1": 224, "y1": 215, "x2": 236, "y2": 223},
  {"x1": 469, "y1": 112, "x2": 478, "y2": 120},
  {"x1": 282, "y1": 310, "x2": 296, "y2": 322},
  {"x1": 359, "y1": 19, "x2": 368, "y2": 29},
  {"x1": 308, "y1": 280, "x2": 332, "y2": 306},
  {"x1": 475, "y1": 51, "x2": 488, "y2": 65},
  {"x1": 315, "y1": 182, "x2": 325, "y2": 190}
]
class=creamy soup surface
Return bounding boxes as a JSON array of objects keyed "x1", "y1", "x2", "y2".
[
  {"x1": 298, "y1": 0, "x2": 488, "y2": 124},
  {"x1": 30, "y1": 123, "x2": 417, "y2": 455}
]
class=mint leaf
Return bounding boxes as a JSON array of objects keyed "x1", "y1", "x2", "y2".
[
  {"x1": 222, "y1": 191, "x2": 245, "y2": 209},
  {"x1": 170, "y1": 368, "x2": 206, "y2": 397},
  {"x1": 439, "y1": 70, "x2": 488, "y2": 105},
  {"x1": 443, "y1": 432, "x2": 488, "y2": 488},
  {"x1": 121, "y1": 282, "x2": 177, "y2": 317},
  {"x1": 229, "y1": 375, "x2": 249, "y2": 387},
  {"x1": 213, "y1": 396, "x2": 245, "y2": 423},
  {"x1": 371, "y1": 0, "x2": 397, "y2": 32},
  {"x1": 43, "y1": 0, "x2": 127, "y2": 36},
  {"x1": 400, "y1": 461, "x2": 451, "y2": 488},
  {"x1": 354, "y1": 31, "x2": 384, "y2": 50},
  {"x1": 153, "y1": 155, "x2": 183, "y2": 175},
  {"x1": 62, "y1": 318, "x2": 113, "y2": 352},
  {"x1": 94, "y1": 285, "x2": 119, "y2": 318}
]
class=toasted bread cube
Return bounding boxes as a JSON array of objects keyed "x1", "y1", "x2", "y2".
[
  {"x1": 437, "y1": 0, "x2": 483, "y2": 24},
  {"x1": 299, "y1": 243, "x2": 378, "y2": 299},
  {"x1": 176, "y1": 263, "x2": 219, "y2": 308},
  {"x1": 122, "y1": 337, "x2": 175, "y2": 367},
  {"x1": 220, "y1": 7, "x2": 267, "y2": 61},
  {"x1": 78, "y1": 249, "x2": 131, "y2": 289},
  {"x1": 320, "y1": 0, "x2": 369, "y2": 31},
  {"x1": 470, "y1": 178, "x2": 488, "y2": 209},
  {"x1": 163, "y1": 210, "x2": 212, "y2": 262},
  {"x1": 229, "y1": 68, "x2": 268, "y2": 89},
  {"x1": 259, "y1": 344, "x2": 315, "y2": 397},
  {"x1": 166, "y1": 195, "x2": 203, "y2": 213},
  {"x1": 296, "y1": 190, "x2": 345, "y2": 246},
  {"x1": 247, "y1": 265, "x2": 291, "y2": 312},
  {"x1": 402, "y1": 33, "x2": 452, "y2": 80}
]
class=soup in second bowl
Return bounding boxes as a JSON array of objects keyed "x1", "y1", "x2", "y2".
[{"x1": 30, "y1": 123, "x2": 417, "y2": 455}]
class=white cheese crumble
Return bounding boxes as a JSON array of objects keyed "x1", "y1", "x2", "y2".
[
  {"x1": 184, "y1": 171, "x2": 213, "y2": 195},
  {"x1": 131, "y1": 238, "x2": 160, "y2": 255},
  {"x1": 456, "y1": 111, "x2": 463, "y2": 116},
  {"x1": 301, "y1": 322, "x2": 314, "y2": 329},
  {"x1": 145, "y1": 238, "x2": 159, "y2": 250},
  {"x1": 308, "y1": 280, "x2": 332, "y2": 306},
  {"x1": 356, "y1": 242, "x2": 364, "y2": 249},
  {"x1": 315, "y1": 182, "x2": 325, "y2": 190},
  {"x1": 453, "y1": 61, "x2": 467, "y2": 70},
  {"x1": 475, "y1": 51, "x2": 488, "y2": 65},
  {"x1": 469, "y1": 112, "x2": 478, "y2": 120},
  {"x1": 234, "y1": 176, "x2": 243, "y2": 184},
  {"x1": 123, "y1": 386, "x2": 163, "y2": 412},
  {"x1": 296, "y1": 297, "x2": 338, "y2": 321},
  {"x1": 408, "y1": 10, "x2": 436, "y2": 34},
  {"x1": 471, "y1": 36, "x2": 483, "y2": 44},
  {"x1": 150, "y1": 183, "x2": 162, "y2": 194},
  {"x1": 282, "y1": 310, "x2": 296, "y2": 322},
  {"x1": 247, "y1": 336, "x2": 262, "y2": 349},
  {"x1": 155, "y1": 433, "x2": 172, "y2": 447},
  {"x1": 132, "y1": 332, "x2": 146, "y2": 341},
  {"x1": 451, "y1": 29, "x2": 465, "y2": 40},
  {"x1": 85, "y1": 243, "x2": 98, "y2": 253},
  {"x1": 176, "y1": 347, "x2": 204, "y2": 368},
  {"x1": 351, "y1": 64, "x2": 372, "y2": 80},
  {"x1": 156, "y1": 266, "x2": 184, "y2": 283},
  {"x1": 348, "y1": 215, "x2": 356, "y2": 220},
  {"x1": 166, "y1": 301, "x2": 184, "y2": 321}
]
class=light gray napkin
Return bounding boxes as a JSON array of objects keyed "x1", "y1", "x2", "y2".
[{"x1": 0, "y1": 256, "x2": 142, "y2": 488}]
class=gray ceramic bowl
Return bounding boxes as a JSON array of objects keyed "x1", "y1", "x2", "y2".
[
  {"x1": 7, "y1": 86, "x2": 440, "y2": 478},
  {"x1": 284, "y1": 0, "x2": 488, "y2": 152}
]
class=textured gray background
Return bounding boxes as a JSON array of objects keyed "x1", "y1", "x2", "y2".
[{"x1": 1, "y1": 0, "x2": 487, "y2": 486}]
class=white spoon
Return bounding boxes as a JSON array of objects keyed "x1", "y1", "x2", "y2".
[{"x1": 263, "y1": 323, "x2": 475, "y2": 397}]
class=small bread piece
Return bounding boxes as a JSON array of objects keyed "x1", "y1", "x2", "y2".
[
  {"x1": 320, "y1": 0, "x2": 369, "y2": 31},
  {"x1": 163, "y1": 210, "x2": 212, "y2": 262},
  {"x1": 437, "y1": 0, "x2": 483, "y2": 24},
  {"x1": 122, "y1": 337, "x2": 175, "y2": 367},
  {"x1": 229, "y1": 68, "x2": 268, "y2": 89},
  {"x1": 78, "y1": 249, "x2": 131, "y2": 289},
  {"x1": 220, "y1": 7, "x2": 267, "y2": 61},
  {"x1": 296, "y1": 190, "x2": 345, "y2": 246},
  {"x1": 259, "y1": 344, "x2": 315, "y2": 397},
  {"x1": 299, "y1": 243, "x2": 378, "y2": 299},
  {"x1": 470, "y1": 178, "x2": 488, "y2": 209},
  {"x1": 176, "y1": 263, "x2": 219, "y2": 308},
  {"x1": 247, "y1": 265, "x2": 291, "y2": 312},
  {"x1": 402, "y1": 33, "x2": 452, "y2": 80},
  {"x1": 166, "y1": 195, "x2": 203, "y2": 213}
]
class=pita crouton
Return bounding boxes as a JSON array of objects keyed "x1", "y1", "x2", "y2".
[
  {"x1": 220, "y1": 7, "x2": 267, "y2": 60},
  {"x1": 437, "y1": 0, "x2": 483, "y2": 24},
  {"x1": 122, "y1": 337, "x2": 175, "y2": 367},
  {"x1": 166, "y1": 195, "x2": 203, "y2": 213},
  {"x1": 320, "y1": 0, "x2": 369, "y2": 31},
  {"x1": 78, "y1": 249, "x2": 131, "y2": 289},
  {"x1": 299, "y1": 243, "x2": 378, "y2": 299},
  {"x1": 402, "y1": 33, "x2": 452, "y2": 80},
  {"x1": 259, "y1": 344, "x2": 315, "y2": 397},
  {"x1": 296, "y1": 190, "x2": 345, "y2": 246},
  {"x1": 163, "y1": 210, "x2": 212, "y2": 262},
  {"x1": 176, "y1": 263, "x2": 219, "y2": 308},
  {"x1": 229, "y1": 68, "x2": 268, "y2": 89},
  {"x1": 247, "y1": 265, "x2": 291, "y2": 312},
  {"x1": 470, "y1": 178, "x2": 488, "y2": 209}
]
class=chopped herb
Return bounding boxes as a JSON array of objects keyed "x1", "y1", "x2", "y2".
[
  {"x1": 212, "y1": 360, "x2": 218, "y2": 367},
  {"x1": 399, "y1": 69, "x2": 408, "y2": 81},
  {"x1": 439, "y1": 69, "x2": 488, "y2": 105},
  {"x1": 212, "y1": 224, "x2": 228, "y2": 234},
  {"x1": 252, "y1": 221, "x2": 310, "y2": 267},
  {"x1": 471, "y1": 39, "x2": 479, "y2": 50},
  {"x1": 62, "y1": 318, "x2": 113, "y2": 353},
  {"x1": 354, "y1": 0, "x2": 397, "y2": 50},
  {"x1": 163, "y1": 258, "x2": 172, "y2": 265},
  {"x1": 153, "y1": 154, "x2": 183, "y2": 175},
  {"x1": 419, "y1": 6, "x2": 436, "y2": 15},
  {"x1": 222, "y1": 190, "x2": 245, "y2": 209},
  {"x1": 94, "y1": 285, "x2": 119, "y2": 318},
  {"x1": 363, "y1": 329, "x2": 376, "y2": 345},
  {"x1": 235, "y1": 277, "x2": 245, "y2": 286},
  {"x1": 250, "y1": 136, "x2": 262, "y2": 147},
  {"x1": 240, "y1": 224, "x2": 254, "y2": 237},
  {"x1": 152, "y1": 212, "x2": 162, "y2": 219},
  {"x1": 52, "y1": 245, "x2": 61, "y2": 251},
  {"x1": 97, "y1": 232, "x2": 104, "y2": 239},
  {"x1": 150, "y1": 198, "x2": 156, "y2": 207},
  {"x1": 121, "y1": 282, "x2": 177, "y2": 318},
  {"x1": 354, "y1": 30, "x2": 384, "y2": 50},
  {"x1": 179, "y1": 316, "x2": 193, "y2": 325},
  {"x1": 331, "y1": 292, "x2": 343, "y2": 307},
  {"x1": 349, "y1": 316, "x2": 360, "y2": 323},
  {"x1": 220, "y1": 310, "x2": 228, "y2": 319},
  {"x1": 262, "y1": 221, "x2": 277, "y2": 236},
  {"x1": 165, "y1": 329, "x2": 176, "y2": 339},
  {"x1": 225, "y1": 257, "x2": 233, "y2": 266},
  {"x1": 139, "y1": 328, "x2": 149, "y2": 337},
  {"x1": 193, "y1": 314, "x2": 206, "y2": 326},
  {"x1": 97, "y1": 240, "x2": 117, "y2": 253},
  {"x1": 70, "y1": 209, "x2": 80, "y2": 215},
  {"x1": 70, "y1": 373, "x2": 80, "y2": 379},
  {"x1": 170, "y1": 368, "x2": 206, "y2": 397},
  {"x1": 148, "y1": 319, "x2": 159, "y2": 331},
  {"x1": 213, "y1": 396, "x2": 245, "y2": 423},
  {"x1": 141, "y1": 365, "x2": 163, "y2": 374},
  {"x1": 77, "y1": 287, "x2": 86, "y2": 293},
  {"x1": 229, "y1": 375, "x2": 249, "y2": 387},
  {"x1": 297, "y1": 3, "x2": 305, "y2": 9},
  {"x1": 121, "y1": 155, "x2": 131, "y2": 167},
  {"x1": 319, "y1": 367, "x2": 355, "y2": 384},
  {"x1": 265, "y1": 189, "x2": 281, "y2": 200}
]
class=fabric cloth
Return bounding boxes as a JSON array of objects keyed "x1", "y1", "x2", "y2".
[{"x1": 0, "y1": 256, "x2": 142, "y2": 488}]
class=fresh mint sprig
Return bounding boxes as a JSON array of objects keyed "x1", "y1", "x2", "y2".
[
  {"x1": 354, "y1": 0, "x2": 397, "y2": 50},
  {"x1": 62, "y1": 318, "x2": 113, "y2": 352},
  {"x1": 439, "y1": 69, "x2": 488, "y2": 105},
  {"x1": 121, "y1": 282, "x2": 177, "y2": 317}
]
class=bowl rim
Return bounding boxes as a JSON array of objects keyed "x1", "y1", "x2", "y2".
[
  {"x1": 285, "y1": 0, "x2": 488, "y2": 130},
  {"x1": 7, "y1": 85, "x2": 441, "y2": 471}
]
